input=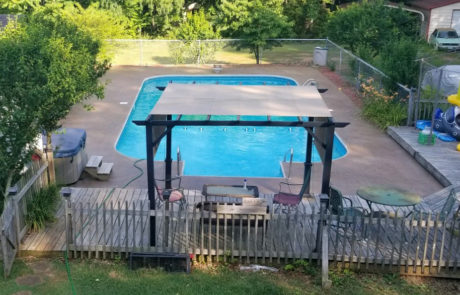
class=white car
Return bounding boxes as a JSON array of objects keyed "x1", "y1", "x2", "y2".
[{"x1": 429, "y1": 28, "x2": 460, "y2": 50}]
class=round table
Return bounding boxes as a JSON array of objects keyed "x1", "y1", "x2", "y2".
[{"x1": 357, "y1": 186, "x2": 421, "y2": 214}]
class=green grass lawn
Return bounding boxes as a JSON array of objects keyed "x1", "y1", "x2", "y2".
[
  {"x1": 107, "y1": 40, "x2": 325, "y2": 66},
  {"x1": 1, "y1": 257, "x2": 458, "y2": 295},
  {"x1": 418, "y1": 43, "x2": 460, "y2": 67}
]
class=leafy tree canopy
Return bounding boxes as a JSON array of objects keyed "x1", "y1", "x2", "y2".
[
  {"x1": 218, "y1": 0, "x2": 293, "y2": 64},
  {"x1": 327, "y1": 0, "x2": 418, "y2": 56},
  {"x1": 0, "y1": 6, "x2": 108, "y2": 199},
  {"x1": 168, "y1": 9, "x2": 220, "y2": 63},
  {"x1": 283, "y1": 0, "x2": 330, "y2": 38}
]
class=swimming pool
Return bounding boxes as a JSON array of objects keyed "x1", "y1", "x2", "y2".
[{"x1": 116, "y1": 75, "x2": 347, "y2": 177}]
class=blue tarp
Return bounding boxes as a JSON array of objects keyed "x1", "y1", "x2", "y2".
[{"x1": 50, "y1": 128, "x2": 86, "y2": 158}]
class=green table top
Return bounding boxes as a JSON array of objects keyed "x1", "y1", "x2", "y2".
[
  {"x1": 203, "y1": 185, "x2": 258, "y2": 198},
  {"x1": 357, "y1": 186, "x2": 421, "y2": 207}
]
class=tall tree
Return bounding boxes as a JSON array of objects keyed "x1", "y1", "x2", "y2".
[
  {"x1": 283, "y1": 0, "x2": 330, "y2": 37},
  {"x1": 0, "y1": 6, "x2": 108, "y2": 204},
  {"x1": 168, "y1": 9, "x2": 220, "y2": 64},
  {"x1": 218, "y1": 0, "x2": 293, "y2": 64},
  {"x1": 327, "y1": 0, "x2": 417, "y2": 56}
]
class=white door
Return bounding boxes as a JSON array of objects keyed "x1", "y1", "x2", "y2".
[{"x1": 452, "y1": 10, "x2": 460, "y2": 35}]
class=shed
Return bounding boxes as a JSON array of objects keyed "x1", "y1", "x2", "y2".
[{"x1": 407, "y1": 0, "x2": 460, "y2": 39}]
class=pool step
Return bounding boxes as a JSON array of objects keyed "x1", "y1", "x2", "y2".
[{"x1": 85, "y1": 155, "x2": 113, "y2": 181}]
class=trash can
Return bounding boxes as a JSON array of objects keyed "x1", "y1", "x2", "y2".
[
  {"x1": 51, "y1": 128, "x2": 88, "y2": 185},
  {"x1": 313, "y1": 47, "x2": 328, "y2": 66}
]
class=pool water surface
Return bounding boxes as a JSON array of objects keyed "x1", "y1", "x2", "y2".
[{"x1": 116, "y1": 75, "x2": 347, "y2": 177}]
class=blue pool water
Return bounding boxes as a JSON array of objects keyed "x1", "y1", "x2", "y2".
[{"x1": 116, "y1": 75, "x2": 347, "y2": 177}]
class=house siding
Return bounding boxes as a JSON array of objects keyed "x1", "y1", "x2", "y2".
[{"x1": 428, "y1": 3, "x2": 460, "y2": 37}]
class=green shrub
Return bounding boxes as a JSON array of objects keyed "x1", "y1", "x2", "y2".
[
  {"x1": 377, "y1": 37, "x2": 419, "y2": 90},
  {"x1": 327, "y1": 60, "x2": 336, "y2": 71},
  {"x1": 361, "y1": 79, "x2": 407, "y2": 129},
  {"x1": 283, "y1": 259, "x2": 318, "y2": 276},
  {"x1": 26, "y1": 184, "x2": 60, "y2": 231}
]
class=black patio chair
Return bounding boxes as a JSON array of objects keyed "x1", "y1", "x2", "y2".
[
  {"x1": 329, "y1": 186, "x2": 369, "y2": 238},
  {"x1": 408, "y1": 187, "x2": 459, "y2": 222}
]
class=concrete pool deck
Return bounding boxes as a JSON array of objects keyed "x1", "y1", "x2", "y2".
[{"x1": 63, "y1": 64, "x2": 442, "y2": 196}]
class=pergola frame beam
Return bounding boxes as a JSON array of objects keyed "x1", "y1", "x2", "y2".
[{"x1": 135, "y1": 112, "x2": 348, "y2": 248}]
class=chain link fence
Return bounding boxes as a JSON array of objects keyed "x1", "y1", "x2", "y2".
[
  {"x1": 325, "y1": 39, "x2": 414, "y2": 125},
  {"x1": 106, "y1": 39, "x2": 328, "y2": 66},
  {"x1": 410, "y1": 59, "x2": 460, "y2": 127},
  {"x1": 106, "y1": 38, "x2": 416, "y2": 125}
]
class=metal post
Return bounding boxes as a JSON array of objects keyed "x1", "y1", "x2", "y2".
[
  {"x1": 165, "y1": 115, "x2": 173, "y2": 189},
  {"x1": 339, "y1": 49, "x2": 342, "y2": 73},
  {"x1": 176, "y1": 146, "x2": 181, "y2": 176},
  {"x1": 356, "y1": 60, "x2": 361, "y2": 91},
  {"x1": 430, "y1": 68, "x2": 443, "y2": 136},
  {"x1": 140, "y1": 39, "x2": 144, "y2": 66},
  {"x1": 304, "y1": 117, "x2": 314, "y2": 194},
  {"x1": 407, "y1": 87, "x2": 416, "y2": 126},
  {"x1": 415, "y1": 59, "x2": 425, "y2": 124},
  {"x1": 321, "y1": 121, "x2": 335, "y2": 196},
  {"x1": 287, "y1": 148, "x2": 293, "y2": 179},
  {"x1": 146, "y1": 122, "x2": 155, "y2": 209},
  {"x1": 197, "y1": 40, "x2": 201, "y2": 64},
  {"x1": 145, "y1": 122, "x2": 156, "y2": 246}
]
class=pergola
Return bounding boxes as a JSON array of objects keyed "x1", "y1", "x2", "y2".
[{"x1": 134, "y1": 83, "x2": 349, "y2": 246}]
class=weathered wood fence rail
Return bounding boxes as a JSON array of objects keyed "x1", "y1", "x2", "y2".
[
  {"x1": 0, "y1": 160, "x2": 49, "y2": 277},
  {"x1": 65, "y1": 199, "x2": 460, "y2": 277}
]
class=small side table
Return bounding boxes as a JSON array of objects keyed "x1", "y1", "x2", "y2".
[{"x1": 357, "y1": 186, "x2": 421, "y2": 216}]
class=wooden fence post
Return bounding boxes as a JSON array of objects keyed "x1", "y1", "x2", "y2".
[
  {"x1": 322, "y1": 222, "x2": 331, "y2": 289},
  {"x1": 62, "y1": 188, "x2": 72, "y2": 257}
]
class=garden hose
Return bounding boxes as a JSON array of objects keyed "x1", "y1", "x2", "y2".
[
  {"x1": 64, "y1": 158, "x2": 145, "y2": 294},
  {"x1": 64, "y1": 250, "x2": 77, "y2": 295}
]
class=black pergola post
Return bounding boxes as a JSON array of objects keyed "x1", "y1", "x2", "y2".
[
  {"x1": 304, "y1": 117, "x2": 314, "y2": 194},
  {"x1": 145, "y1": 122, "x2": 156, "y2": 246},
  {"x1": 320, "y1": 120, "x2": 335, "y2": 199},
  {"x1": 165, "y1": 115, "x2": 173, "y2": 189}
]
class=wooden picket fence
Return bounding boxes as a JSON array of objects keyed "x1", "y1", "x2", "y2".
[
  {"x1": 0, "y1": 159, "x2": 49, "y2": 277},
  {"x1": 65, "y1": 198, "x2": 460, "y2": 277}
]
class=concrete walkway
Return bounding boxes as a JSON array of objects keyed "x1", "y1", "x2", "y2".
[{"x1": 63, "y1": 64, "x2": 442, "y2": 196}]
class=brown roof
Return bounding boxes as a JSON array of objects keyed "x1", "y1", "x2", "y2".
[{"x1": 408, "y1": 0, "x2": 460, "y2": 10}]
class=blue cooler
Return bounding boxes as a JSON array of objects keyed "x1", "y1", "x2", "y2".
[{"x1": 51, "y1": 128, "x2": 88, "y2": 185}]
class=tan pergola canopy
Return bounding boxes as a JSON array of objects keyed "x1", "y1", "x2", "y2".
[{"x1": 150, "y1": 84, "x2": 332, "y2": 117}]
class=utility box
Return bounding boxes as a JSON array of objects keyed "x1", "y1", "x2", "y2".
[
  {"x1": 51, "y1": 128, "x2": 88, "y2": 185},
  {"x1": 313, "y1": 47, "x2": 328, "y2": 66}
]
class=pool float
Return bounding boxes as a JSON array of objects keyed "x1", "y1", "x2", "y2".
[{"x1": 433, "y1": 86, "x2": 460, "y2": 141}]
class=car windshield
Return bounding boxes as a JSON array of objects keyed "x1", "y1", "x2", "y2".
[{"x1": 438, "y1": 30, "x2": 459, "y2": 38}]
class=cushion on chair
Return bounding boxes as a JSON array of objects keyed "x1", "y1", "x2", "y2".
[
  {"x1": 273, "y1": 192, "x2": 301, "y2": 206},
  {"x1": 169, "y1": 190, "x2": 184, "y2": 202}
]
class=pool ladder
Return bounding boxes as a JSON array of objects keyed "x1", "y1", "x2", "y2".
[
  {"x1": 302, "y1": 79, "x2": 317, "y2": 87},
  {"x1": 177, "y1": 147, "x2": 182, "y2": 176},
  {"x1": 283, "y1": 148, "x2": 294, "y2": 180}
]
